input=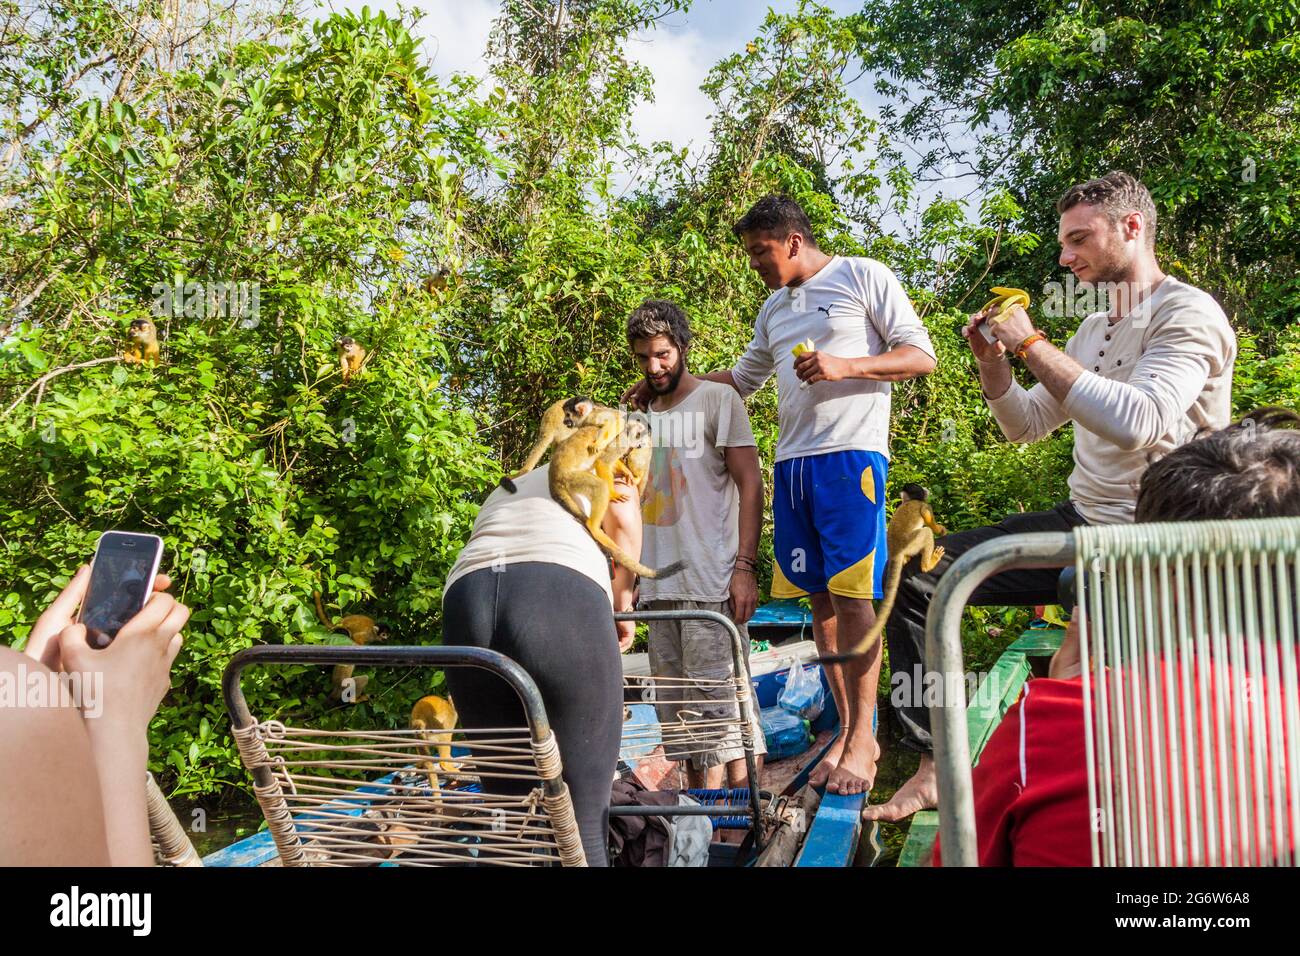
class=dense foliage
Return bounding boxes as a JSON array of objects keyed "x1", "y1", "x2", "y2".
[{"x1": 1, "y1": 0, "x2": 1295, "y2": 800}]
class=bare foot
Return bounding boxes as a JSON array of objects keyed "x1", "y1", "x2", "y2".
[
  {"x1": 826, "y1": 734, "x2": 879, "y2": 796},
  {"x1": 863, "y1": 755, "x2": 938, "y2": 821},
  {"x1": 808, "y1": 737, "x2": 845, "y2": 789}
]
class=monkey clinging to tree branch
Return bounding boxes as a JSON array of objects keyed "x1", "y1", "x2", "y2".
[
  {"x1": 337, "y1": 336, "x2": 366, "y2": 384},
  {"x1": 123, "y1": 319, "x2": 160, "y2": 365}
]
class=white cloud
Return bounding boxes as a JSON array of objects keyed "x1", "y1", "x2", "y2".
[
  {"x1": 408, "y1": 0, "x2": 500, "y2": 81},
  {"x1": 310, "y1": 0, "x2": 499, "y2": 81},
  {"x1": 312, "y1": 1, "x2": 721, "y2": 161},
  {"x1": 625, "y1": 24, "x2": 717, "y2": 157}
]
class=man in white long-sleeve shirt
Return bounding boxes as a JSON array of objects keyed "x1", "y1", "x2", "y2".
[{"x1": 867, "y1": 171, "x2": 1237, "y2": 823}]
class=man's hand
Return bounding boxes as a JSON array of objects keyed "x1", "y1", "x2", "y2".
[
  {"x1": 793, "y1": 349, "x2": 851, "y2": 385},
  {"x1": 620, "y1": 378, "x2": 651, "y2": 411},
  {"x1": 616, "y1": 619, "x2": 637, "y2": 653},
  {"x1": 985, "y1": 303, "x2": 1036, "y2": 353},
  {"x1": 960, "y1": 308, "x2": 1009, "y2": 364},
  {"x1": 728, "y1": 569, "x2": 758, "y2": 625}
]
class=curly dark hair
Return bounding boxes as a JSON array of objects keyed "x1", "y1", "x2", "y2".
[
  {"x1": 731, "y1": 194, "x2": 819, "y2": 248},
  {"x1": 626, "y1": 299, "x2": 693, "y2": 352},
  {"x1": 1056, "y1": 171, "x2": 1158, "y2": 247}
]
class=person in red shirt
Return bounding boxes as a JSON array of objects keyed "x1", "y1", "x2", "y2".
[{"x1": 935, "y1": 407, "x2": 1300, "y2": 866}]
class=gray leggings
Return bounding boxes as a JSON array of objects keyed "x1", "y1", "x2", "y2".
[{"x1": 441, "y1": 563, "x2": 622, "y2": 866}]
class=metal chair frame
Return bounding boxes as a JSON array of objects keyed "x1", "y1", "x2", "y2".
[
  {"x1": 613, "y1": 608, "x2": 766, "y2": 852},
  {"x1": 930, "y1": 519, "x2": 1300, "y2": 867},
  {"x1": 222, "y1": 644, "x2": 586, "y2": 866}
]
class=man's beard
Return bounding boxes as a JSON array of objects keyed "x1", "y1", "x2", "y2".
[
  {"x1": 1082, "y1": 235, "x2": 1134, "y2": 286},
  {"x1": 647, "y1": 357, "x2": 685, "y2": 395}
]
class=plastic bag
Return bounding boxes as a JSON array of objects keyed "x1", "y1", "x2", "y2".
[
  {"x1": 778, "y1": 660, "x2": 825, "y2": 722},
  {"x1": 760, "y1": 706, "x2": 812, "y2": 760}
]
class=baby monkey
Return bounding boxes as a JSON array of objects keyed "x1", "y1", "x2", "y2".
[
  {"x1": 598, "y1": 411, "x2": 652, "y2": 499},
  {"x1": 819, "y1": 483, "x2": 945, "y2": 664}
]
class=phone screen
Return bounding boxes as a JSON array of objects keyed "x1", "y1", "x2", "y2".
[{"x1": 80, "y1": 532, "x2": 164, "y2": 649}]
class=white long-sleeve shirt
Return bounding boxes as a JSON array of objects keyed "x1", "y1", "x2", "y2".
[
  {"x1": 986, "y1": 276, "x2": 1236, "y2": 524},
  {"x1": 730, "y1": 255, "x2": 936, "y2": 462}
]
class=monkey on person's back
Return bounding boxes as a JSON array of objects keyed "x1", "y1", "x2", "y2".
[
  {"x1": 548, "y1": 412, "x2": 683, "y2": 580},
  {"x1": 819, "y1": 483, "x2": 945, "y2": 664},
  {"x1": 499, "y1": 395, "x2": 596, "y2": 493}
]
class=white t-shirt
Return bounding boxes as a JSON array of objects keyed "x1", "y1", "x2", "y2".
[
  {"x1": 730, "y1": 255, "x2": 936, "y2": 462},
  {"x1": 639, "y1": 381, "x2": 756, "y2": 603},
  {"x1": 442, "y1": 466, "x2": 613, "y2": 605}
]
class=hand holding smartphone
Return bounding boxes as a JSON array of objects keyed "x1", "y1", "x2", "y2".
[{"x1": 78, "y1": 531, "x2": 165, "y2": 649}]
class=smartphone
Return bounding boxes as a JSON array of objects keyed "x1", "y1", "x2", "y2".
[{"x1": 79, "y1": 531, "x2": 165, "y2": 649}]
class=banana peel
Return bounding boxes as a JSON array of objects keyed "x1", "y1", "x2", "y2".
[
  {"x1": 792, "y1": 338, "x2": 815, "y2": 389},
  {"x1": 1040, "y1": 604, "x2": 1070, "y2": 629},
  {"x1": 977, "y1": 286, "x2": 1031, "y2": 344}
]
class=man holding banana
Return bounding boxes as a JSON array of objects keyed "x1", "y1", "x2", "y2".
[
  {"x1": 628, "y1": 195, "x2": 937, "y2": 795},
  {"x1": 870, "y1": 171, "x2": 1237, "y2": 823}
]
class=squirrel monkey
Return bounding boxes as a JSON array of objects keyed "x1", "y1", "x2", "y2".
[
  {"x1": 617, "y1": 412, "x2": 653, "y2": 496},
  {"x1": 500, "y1": 395, "x2": 596, "y2": 493},
  {"x1": 599, "y1": 412, "x2": 652, "y2": 500},
  {"x1": 421, "y1": 266, "x2": 452, "y2": 295},
  {"x1": 819, "y1": 483, "x2": 946, "y2": 664},
  {"x1": 315, "y1": 591, "x2": 389, "y2": 701},
  {"x1": 549, "y1": 416, "x2": 684, "y2": 580},
  {"x1": 123, "y1": 319, "x2": 160, "y2": 365},
  {"x1": 410, "y1": 694, "x2": 459, "y2": 794},
  {"x1": 336, "y1": 336, "x2": 366, "y2": 384}
]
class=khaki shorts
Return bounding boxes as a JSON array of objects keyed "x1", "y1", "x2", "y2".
[{"x1": 644, "y1": 599, "x2": 767, "y2": 770}]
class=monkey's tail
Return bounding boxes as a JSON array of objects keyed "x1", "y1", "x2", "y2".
[
  {"x1": 817, "y1": 558, "x2": 904, "y2": 665},
  {"x1": 587, "y1": 525, "x2": 685, "y2": 580},
  {"x1": 498, "y1": 475, "x2": 518, "y2": 494},
  {"x1": 313, "y1": 590, "x2": 334, "y2": 630}
]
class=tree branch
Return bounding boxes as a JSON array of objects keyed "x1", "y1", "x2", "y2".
[{"x1": 3, "y1": 356, "x2": 125, "y2": 418}]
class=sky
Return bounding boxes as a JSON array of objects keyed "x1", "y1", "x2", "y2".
[
  {"x1": 309, "y1": 1, "x2": 977, "y2": 223},
  {"x1": 315, "y1": 1, "x2": 872, "y2": 165}
]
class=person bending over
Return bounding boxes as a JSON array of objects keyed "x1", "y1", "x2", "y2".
[{"x1": 440, "y1": 460, "x2": 642, "y2": 866}]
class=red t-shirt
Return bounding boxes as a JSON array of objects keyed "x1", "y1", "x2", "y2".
[
  {"x1": 934, "y1": 658, "x2": 1294, "y2": 867},
  {"x1": 934, "y1": 677, "x2": 1092, "y2": 866}
]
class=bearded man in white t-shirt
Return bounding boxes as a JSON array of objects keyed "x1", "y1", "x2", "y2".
[{"x1": 627, "y1": 299, "x2": 768, "y2": 794}]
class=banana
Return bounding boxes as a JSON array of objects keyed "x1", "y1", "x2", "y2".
[
  {"x1": 792, "y1": 338, "x2": 816, "y2": 390},
  {"x1": 977, "y1": 287, "x2": 1031, "y2": 343}
]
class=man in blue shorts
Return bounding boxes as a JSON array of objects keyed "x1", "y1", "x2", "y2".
[{"x1": 683, "y1": 196, "x2": 936, "y2": 793}]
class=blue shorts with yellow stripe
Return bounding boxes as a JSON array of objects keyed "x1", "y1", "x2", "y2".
[{"x1": 771, "y1": 450, "x2": 888, "y2": 600}]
